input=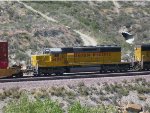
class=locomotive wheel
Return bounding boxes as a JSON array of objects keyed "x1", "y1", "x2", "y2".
[
  {"x1": 99, "y1": 70, "x2": 102, "y2": 73},
  {"x1": 110, "y1": 70, "x2": 114, "y2": 73},
  {"x1": 44, "y1": 73, "x2": 49, "y2": 76},
  {"x1": 14, "y1": 72, "x2": 23, "y2": 78},
  {"x1": 120, "y1": 70, "x2": 124, "y2": 72},
  {"x1": 33, "y1": 72, "x2": 41, "y2": 77},
  {"x1": 55, "y1": 72, "x2": 63, "y2": 76},
  {"x1": 33, "y1": 73, "x2": 38, "y2": 77},
  {"x1": 103, "y1": 70, "x2": 107, "y2": 73}
]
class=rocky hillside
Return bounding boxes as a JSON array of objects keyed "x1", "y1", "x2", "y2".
[{"x1": 0, "y1": 1, "x2": 149, "y2": 64}]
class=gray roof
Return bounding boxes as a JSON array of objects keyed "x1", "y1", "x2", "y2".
[
  {"x1": 43, "y1": 45, "x2": 121, "y2": 54},
  {"x1": 43, "y1": 48, "x2": 62, "y2": 54}
]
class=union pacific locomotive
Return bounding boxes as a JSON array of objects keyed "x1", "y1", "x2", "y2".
[
  {"x1": 31, "y1": 45, "x2": 130, "y2": 76},
  {"x1": 1, "y1": 40, "x2": 150, "y2": 78}
]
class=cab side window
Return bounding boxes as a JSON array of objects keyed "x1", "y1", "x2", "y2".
[{"x1": 54, "y1": 54, "x2": 59, "y2": 57}]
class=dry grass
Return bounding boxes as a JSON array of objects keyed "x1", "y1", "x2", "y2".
[{"x1": 0, "y1": 87, "x2": 25, "y2": 100}]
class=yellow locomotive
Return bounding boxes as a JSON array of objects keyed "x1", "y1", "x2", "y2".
[{"x1": 31, "y1": 45, "x2": 130, "y2": 76}]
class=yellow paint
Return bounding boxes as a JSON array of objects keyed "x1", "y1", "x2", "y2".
[
  {"x1": 31, "y1": 54, "x2": 67, "y2": 67},
  {"x1": 142, "y1": 51, "x2": 150, "y2": 62},
  {"x1": 31, "y1": 51, "x2": 121, "y2": 67},
  {"x1": 67, "y1": 52, "x2": 121, "y2": 65},
  {"x1": 135, "y1": 47, "x2": 150, "y2": 62},
  {"x1": 134, "y1": 47, "x2": 141, "y2": 61}
]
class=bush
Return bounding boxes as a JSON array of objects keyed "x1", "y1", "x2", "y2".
[
  {"x1": 91, "y1": 104, "x2": 118, "y2": 113},
  {"x1": 68, "y1": 102, "x2": 89, "y2": 113},
  {"x1": 33, "y1": 89, "x2": 49, "y2": 99},
  {"x1": 116, "y1": 88, "x2": 129, "y2": 96},
  {"x1": 3, "y1": 92, "x2": 118, "y2": 113},
  {"x1": 136, "y1": 86, "x2": 150, "y2": 94},
  {"x1": 66, "y1": 91, "x2": 76, "y2": 99},
  {"x1": 68, "y1": 102, "x2": 118, "y2": 113},
  {"x1": 2, "y1": 87, "x2": 23, "y2": 99},
  {"x1": 49, "y1": 86, "x2": 66, "y2": 97},
  {"x1": 3, "y1": 95, "x2": 63, "y2": 113},
  {"x1": 15, "y1": 51, "x2": 29, "y2": 61},
  {"x1": 78, "y1": 86, "x2": 89, "y2": 96}
]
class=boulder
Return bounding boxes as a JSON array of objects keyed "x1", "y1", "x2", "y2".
[{"x1": 126, "y1": 103, "x2": 142, "y2": 112}]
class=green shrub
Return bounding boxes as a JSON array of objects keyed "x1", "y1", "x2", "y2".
[
  {"x1": 0, "y1": 91, "x2": 6, "y2": 100},
  {"x1": 49, "y1": 86, "x2": 66, "y2": 97},
  {"x1": 66, "y1": 91, "x2": 76, "y2": 99},
  {"x1": 33, "y1": 89, "x2": 49, "y2": 99},
  {"x1": 15, "y1": 51, "x2": 29, "y2": 61},
  {"x1": 116, "y1": 88, "x2": 129, "y2": 96},
  {"x1": 77, "y1": 82, "x2": 85, "y2": 87},
  {"x1": 68, "y1": 102, "x2": 118, "y2": 113},
  {"x1": 103, "y1": 82, "x2": 111, "y2": 92},
  {"x1": 68, "y1": 102, "x2": 89, "y2": 113},
  {"x1": 2, "y1": 87, "x2": 23, "y2": 99},
  {"x1": 78, "y1": 86, "x2": 89, "y2": 96},
  {"x1": 3, "y1": 95, "x2": 63, "y2": 113},
  {"x1": 90, "y1": 104, "x2": 118, "y2": 113},
  {"x1": 136, "y1": 86, "x2": 150, "y2": 94},
  {"x1": 99, "y1": 95, "x2": 109, "y2": 101}
]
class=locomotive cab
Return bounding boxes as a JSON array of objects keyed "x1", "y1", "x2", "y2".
[{"x1": 31, "y1": 48, "x2": 68, "y2": 76}]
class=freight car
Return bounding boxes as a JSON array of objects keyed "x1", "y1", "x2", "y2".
[
  {"x1": 0, "y1": 41, "x2": 23, "y2": 78},
  {"x1": 31, "y1": 45, "x2": 130, "y2": 76}
]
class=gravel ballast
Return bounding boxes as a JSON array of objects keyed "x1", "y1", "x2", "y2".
[{"x1": 0, "y1": 74, "x2": 150, "y2": 90}]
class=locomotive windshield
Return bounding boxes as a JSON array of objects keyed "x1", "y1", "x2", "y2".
[
  {"x1": 43, "y1": 48, "x2": 51, "y2": 54},
  {"x1": 43, "y1": 48, "x2": 62, "y2": 54}
]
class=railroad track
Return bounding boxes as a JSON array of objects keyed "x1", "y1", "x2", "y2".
[{"x1": 0, "y1": 70, "x2": 150, "y2": 83}]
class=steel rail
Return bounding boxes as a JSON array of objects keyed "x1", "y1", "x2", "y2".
[{"x1": 0, "y1": 70, "x2": 150, "y2": 83}]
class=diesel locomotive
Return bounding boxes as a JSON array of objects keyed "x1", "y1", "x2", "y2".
[{"x1": 31, "y1": 45, "x2": 130, "y2": 76}]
